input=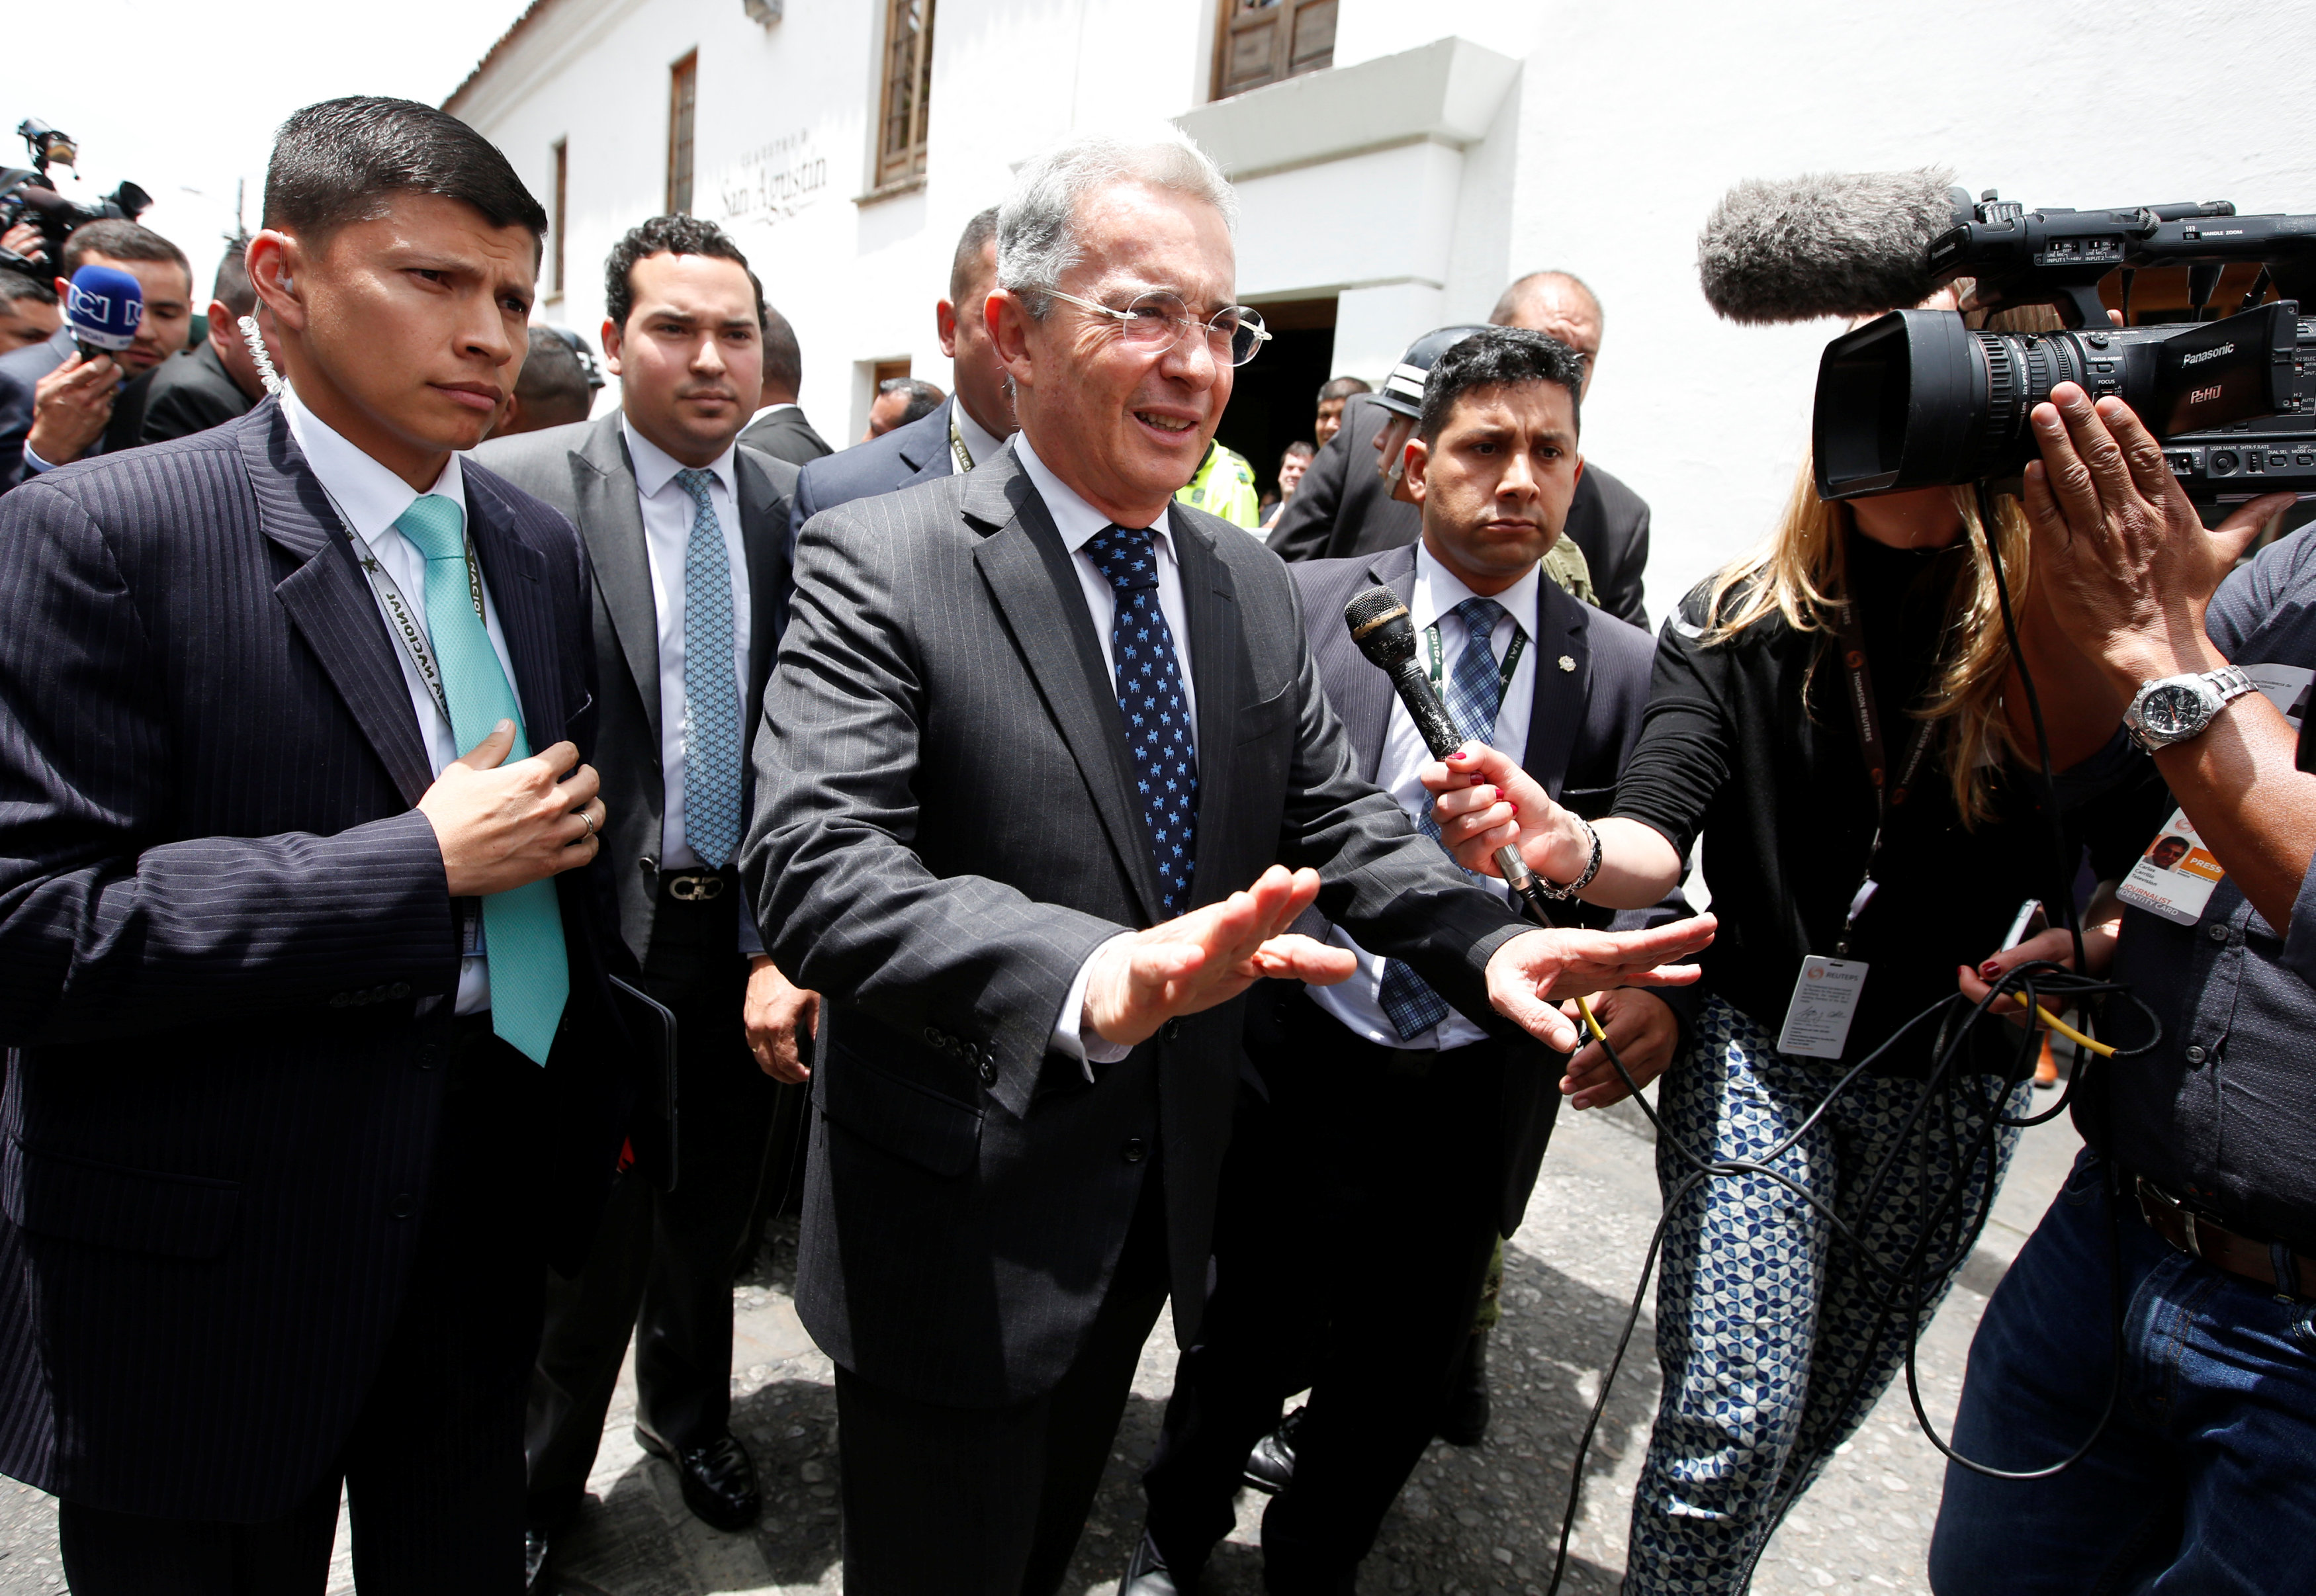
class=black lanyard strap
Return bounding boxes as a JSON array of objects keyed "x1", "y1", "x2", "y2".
[{"x1": 1830, "y1": 602, "x2": 1939, "y2": 956}]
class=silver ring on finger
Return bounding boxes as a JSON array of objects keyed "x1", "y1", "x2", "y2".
[{"x1": 578, "y1": 807, "x2": 596, "y2": 840}]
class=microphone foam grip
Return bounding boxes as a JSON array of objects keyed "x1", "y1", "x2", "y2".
[
  {"x1": 1697, "y1": 167, "x2": 1959, "y2": 325},
  {"x1": 65, "y1": 264, "x2": 145, "y2": 353}
]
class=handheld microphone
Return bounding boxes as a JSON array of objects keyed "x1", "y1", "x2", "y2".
[
  {"x1": 1344, "y1": 586, "x2": 1561, "y2": 926},
  {"x1": 1697, "y1": 167, "x2": 1963, "y2": 324},
  {"x1": 64, "y1": 263, "x2": 143, "y2": 363}
]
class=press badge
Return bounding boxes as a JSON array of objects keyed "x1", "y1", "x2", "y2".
[
  {"x1": 1777, "y1": 955, "x2": 1868, "y2": 1059},
  {"x1": 2117, "y1": 663, "x2": 2311, "y2": 926}
]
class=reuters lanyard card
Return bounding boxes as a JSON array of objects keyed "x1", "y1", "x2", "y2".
[
  {"x1": 1777, "y1": 955, "x2": 1867, "y2": 1060},
  {"x1": 2117, "y1": 662, "x2": 2311, "y2": 926}
]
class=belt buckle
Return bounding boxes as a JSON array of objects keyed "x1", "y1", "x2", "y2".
[
  {"x1": 668, "y1": 873, "x2": 725, "y2": 903},
  {"x1": 2137, "y1": 1175, "x2": 2207, "y2": 1260}
]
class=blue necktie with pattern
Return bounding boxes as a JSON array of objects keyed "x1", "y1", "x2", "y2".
[
  {"x1": 1085, "y1": 525, "x2": 1199, "y2": 917},
  {"x1": 1378, "y1": 595, "x2": 1513, "y2": 1041},
  {"x1": 392, "y1": 494, "x2": 569, "y2": 1065},
  {"x1": 674, "y1": 468, "x2": 742, "y2": 869}
]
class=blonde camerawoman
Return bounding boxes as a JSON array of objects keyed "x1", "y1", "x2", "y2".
[{"x1": 1424, "y1": 444, "x2": 2173, "y2": 1591}]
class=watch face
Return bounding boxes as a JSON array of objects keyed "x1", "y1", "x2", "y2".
[{"x1": 2141, "y1": 684, "x2": 2205, "y2": 736}]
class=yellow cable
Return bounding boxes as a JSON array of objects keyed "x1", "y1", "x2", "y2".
[
  {"x1": 2034, "y1": 1002, "x2": 2117, "y2": 1058},
  {"x1": 1578, "y1": 995, "x2": 1606, "y2": 1042}
]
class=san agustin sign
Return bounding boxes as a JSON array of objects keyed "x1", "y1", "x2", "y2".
[{"x1": 719, "y1": 129, "x2": 829, "y2": 228}]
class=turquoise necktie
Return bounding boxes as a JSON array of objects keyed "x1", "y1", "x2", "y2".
[{"x1": 393, "y1": 494, "x2": 569, "y2": 1065}]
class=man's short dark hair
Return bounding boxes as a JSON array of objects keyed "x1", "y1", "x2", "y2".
[
  {"x1": 0, "y1": 269, "x2": 56, "y2": 308},
  {"x1": 61, "y1": 220, "x2": 192, "y2": 285},
  {"x1": 950, "y1": 206, "x2": 1000, "y2": 306},
  {"x1": 212, "y1": 238, "x2": 255, "y2": 317},
  {"x1": 1317, "y1": 374, "x2": 1371, "y2": 406},
  {"x1": 879, "y1": 376, "x2": 946, "y2": 428},
  {"x1": 1417, "y1": 326, "x2": 1584, "y2": 442},
  {"x1": 1281, "y1": 439, "x2": 1315, "y2": 466},
  {"x1": 263, "y1": 97, "x2": 547, "y2": 251},
  {"x1": 761, "y1": 303, "x2": 802, "y2": 400},
  {"x1": 603, "y1": 213, "x2": 766, "y2": 336},
  {"x1": 516, "y1": 325, "x2": 592, "y2": 410}
]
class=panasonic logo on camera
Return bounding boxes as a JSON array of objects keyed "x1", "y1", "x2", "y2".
[{"x1": 2180, "y1": 343, "x2": 2237, "y2": 366}]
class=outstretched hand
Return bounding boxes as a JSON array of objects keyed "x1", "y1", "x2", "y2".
[
  {"x1": 1084, "y1": 865, "x2": 1357, "y2": 1048},
  {"x1": 1485, "y1": 915, "x2": 1716, "y2": 1053}
]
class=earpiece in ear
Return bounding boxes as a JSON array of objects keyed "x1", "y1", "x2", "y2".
[{"x1": 238, "y1": 316, "x2": 283, "y2": 397}]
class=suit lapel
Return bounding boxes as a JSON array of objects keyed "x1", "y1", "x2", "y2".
[
  {"x1": 572, "y1": 416, "x2": 661, "y2": 744},
  {"x1": 967, "y1": 457, "x2": 1167, "y2": 925},
  {"x1": 735, "y1": 449, "x2": 789, "y2": 711},
  {"x1": 1174, "y1": 508, "x2": 1245, "y2": 909},
  {"x1": 1521, "y1": 578, "x2": 1590, "y2": 800},
  {"x1": 240, "y1": 402, "x2": 437, "y2": 805},
  {"x1": 1342, "y1": 546, "x2": 1419, "y2": 782},
  {"x1": 463, "y1": 471, "x2": 561, "y2": 748}
]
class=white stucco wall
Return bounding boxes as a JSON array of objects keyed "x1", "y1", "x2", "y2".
[{"x1": 454, "y1": 0, "x2": 2316, "y2": 623}]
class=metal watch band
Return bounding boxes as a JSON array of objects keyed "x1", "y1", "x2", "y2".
[{"x1": 1537, "y1": 817, "x2": 1603, "y2": 900}]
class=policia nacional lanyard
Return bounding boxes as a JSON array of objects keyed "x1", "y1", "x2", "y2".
[
  {"x1": 317, "y1": 480, "x2": 488, "y2": 728},
  {"x1": 949, "y1": 408, "x2": 977, "y2": 476},
  {"x1": 1829, "y1": 603, "x2": 1937, "y2": 959},
  {"x1": 1423, "y1": 614, "x2": 1528, "y2": 708}
]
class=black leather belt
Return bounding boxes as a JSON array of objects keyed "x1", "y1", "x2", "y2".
[
  {"x1": 660, "y1": 869, "x2": 727, "y2": 903},
  {"x1": 2135, "y1": 1175, "x2": 2313, "y2": 1301}
]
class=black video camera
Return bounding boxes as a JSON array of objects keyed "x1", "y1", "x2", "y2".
[
  {"x1": 0, "y1": 118, "x2": 152, "y2": 277},
  {"x1": 1814, "y1": 193, "x2": 2316, "y2": 504}
]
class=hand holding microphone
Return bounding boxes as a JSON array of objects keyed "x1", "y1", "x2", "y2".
[{"x1": 25, "y1": 265, "x2": 146, "y2": 468}]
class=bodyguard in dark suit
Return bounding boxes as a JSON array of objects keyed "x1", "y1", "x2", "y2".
[
  {"x1": 0, "y1": 220, "x2": 193, "y2": 489},
  {"x1": 1130, "y1": 329, "x2": 1690, "y2": 1595},
  {"x1": 472, "y1": 214, "x2": 816, "y2": 1563},
  {"x1": 785, "y1": 206, "x2": 1016, "y2": 556},
  {"x1": 0, "y1": 99, "x2": 628, "y2": 1594},
  {"x1": 744, "y1": 131, "x2": 1713, "y2": 1596},
  {"x1": 735, "y1": 304, "x2": 832, "y2": 466},
  {"x1": 141, "y1": 240, "x2": 268, "y2": 444}
]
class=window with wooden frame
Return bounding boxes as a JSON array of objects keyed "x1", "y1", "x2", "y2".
[
  {"x1": 874, "y1": 0, "x2": 933, "y2": 191},
  {"x1": 1213, "y1": 0, "x2": 1336, "y2": 101},
  {"x1": 666, "y1": 52, "x2": 697, "y2": 214},
  {"x1": 549, "y1": 138, "x2": 568, "y2": 296}
]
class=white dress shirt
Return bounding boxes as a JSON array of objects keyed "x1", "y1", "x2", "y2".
[
  {"x1": 621, "y1": 418, "x2": 753, "y2": 870},
  {"x1": 283, "y1": 384, "x2": 523, "y2": 1016},
  {"x1": 1008, "y1": 433, "x2": 1200, "y2": 1069},
  {"x1": 1308, "y1": 542, "x2": 1542, "y2": 1049},
  {"x1": 952, "y1": 400, "x2": 1006, "y2": 471}
]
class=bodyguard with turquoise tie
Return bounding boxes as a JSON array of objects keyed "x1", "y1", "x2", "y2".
[
  {"x1": 0, "y1": 99, "x2": 633, "y2": 1593},
  {"x1": 473, "y1": 214, "x2": 812, "y2": 1569}
]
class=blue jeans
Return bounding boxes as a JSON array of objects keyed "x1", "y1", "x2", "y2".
[{"x1": 1930, "y1": 1149, "x2": 2316, "y2": 1594}]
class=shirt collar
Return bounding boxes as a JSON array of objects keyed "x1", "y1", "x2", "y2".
[
  {"x1": 952, "y1": 398, "x2": 1007, "y2": 470},
  {"x1": 621, "y1": 414, "x2": 737, "y2": 502},
  {"x1": 281, "y1": 382, "x2": 464, "y2": 549},
  {"x1": 1411, "y1": 538, "x2": 1541, "y2": 643},
  {"x1": 747, "y1": 400, "x2": 799, "y2": 424},
  {"x1": 1011, "y1": 429, "x2": 1172, "y2": 557}
]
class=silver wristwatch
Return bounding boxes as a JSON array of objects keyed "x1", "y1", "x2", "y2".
[{"x1": 2122, "y1": 665, "x2": 2256, "y2": 751}]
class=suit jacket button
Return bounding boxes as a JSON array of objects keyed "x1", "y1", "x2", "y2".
[
  {"x1": 924, "y1": 1026, "x2": 944, "y2": 1047},
  {"x1": 639, "y1": 857, "x2": 658, "y2": 876},
  {"x1": 388, "y1": 1194, "x2": 418, "y2": 1219},
  {"x1": 1121, "y1": 1137, "x2": 1148, "y2": 1164},
  {"x1": 1162, "y1": 1018, "x2": 1183, "y2": 1043},
  {"x1": 418, "y1": 1043, "x2": 445, "y2": 1071},
  {"x1": 979, "y1": 1059, "x2": 998, "y2": 1087},
  {"x1": 390, "y1": 982, "x2": 413, "y2": 1000}
]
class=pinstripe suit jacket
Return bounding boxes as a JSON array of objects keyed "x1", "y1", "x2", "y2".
[
  {"x1": 0, "y1": 398, "x2": 630, "y2": 1520},
  {"x1": 741, "y1": 441, "x2": 1531, "y2": 1409}
]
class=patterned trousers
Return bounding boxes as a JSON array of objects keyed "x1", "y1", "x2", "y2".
[{"x1": 1622, "y1": 997, "x2": 2033, "y2": 1595}]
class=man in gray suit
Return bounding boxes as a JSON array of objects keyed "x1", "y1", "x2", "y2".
[
  {"x1": 785, "y1": 204, "x2": 1017, "y2": 556},
  {"x1": 472, "y1": 214, "x2": 816, "y2": 1579},
  {"x1": 744, "y1": 126, "x2": 1713, "y2": 1596}
]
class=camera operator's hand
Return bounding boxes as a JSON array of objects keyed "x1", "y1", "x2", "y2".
[
  {"x1": 1484, "y1": 916, "x2": 1715, "y2": 1053},
  {"x1": 24, "y1": 351, "x2": 120, "y2": 468},
  {"x1": 1556, "y1": 987, "x2": 1681, "y2": 1110},
  {"x1": 0, "y1": 221, "x2": 43, "y2": 269},
  {"x1": 2024, "y1": 382, "x2": 2293, "y2": 691}
]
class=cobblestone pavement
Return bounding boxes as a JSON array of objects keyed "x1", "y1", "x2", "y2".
[{"x1": 0, "y1": 1079, "x2": 2082, "y2": 1596}]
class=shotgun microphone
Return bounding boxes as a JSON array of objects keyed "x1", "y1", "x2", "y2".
[{"x1": 1343, "y1": 585, "x2": 1561, "y2": 926}]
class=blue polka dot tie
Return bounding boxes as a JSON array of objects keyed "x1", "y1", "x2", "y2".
[
  {"x1": 1378, "y1": 596, "x2": 1513, "y2": 1041},
  {"x1": 1085, "y1": 525, "x2": 1199, "y2": 918},
  {"x1": 674, "y1": 468, "x2": 742, "y2": 869}
]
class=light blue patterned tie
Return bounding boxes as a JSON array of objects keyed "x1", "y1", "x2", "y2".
[
  {"x1": 1378, "y1": 596, "x2": 1513, "y2": 1041},
  {"x1": 393, "y1": 494, "x2": 569, "y2": 1065},
  {"x1": 1085, "y1": 525, "x2": 1199, "y2": 917},
  {"x1": 674, "y1": 468, "x2": 742, "y2": 869}
]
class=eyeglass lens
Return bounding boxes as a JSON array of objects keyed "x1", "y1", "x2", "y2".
[{"x1": 1120, "y1": 291, "x2": 1267, "y2": 367}]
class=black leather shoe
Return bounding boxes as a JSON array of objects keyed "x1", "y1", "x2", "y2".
[
  {"x1": 523, "y1": 1527, "x2": 552, "y2": 1593},
  {"x1": 1243, "y1": 1403, "x2": 1304, "y2": 1494},
  {"x1": 636, "y1": 1427, "x2": 762, "y2": 1532},
  {"x1": 1437, "y1": 1330, "x2": 1491, "y2": 1446},
  {"x1": 1118, "y1": 1530, "x2": 1181, "y2": 1595}
]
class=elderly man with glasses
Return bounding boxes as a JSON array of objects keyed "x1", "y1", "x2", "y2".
[{"x1": 742, "y1": 125, "x2": 1713, "y2": 1596}]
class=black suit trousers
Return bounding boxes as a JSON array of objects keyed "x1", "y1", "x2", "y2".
[
  {"x1": 524, "y1": 881, "x2": 779, "y2": 1526},
  {"x1": 57, "y1": 1029, "x2": 547, "y2": 1595},
  {"x1": 1141, "y1": 987, "x2": 1506, "y2": 1593},
  {"x1": 833, "y1": 1171, "x2": 1170, "y2": 1596}
]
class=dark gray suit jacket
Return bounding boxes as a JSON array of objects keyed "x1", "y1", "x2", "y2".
[
  {"x1": 1270, "y1": 393, "x2": 1656, "y2": 628},
  {"x1": 737, "y1": 403, "x2": 832, "y2": 468},
  {"x1": 785, "y1": 394, "x2": 955, "y2": 560},
  {"x1": 140, "y1": 338, "x2": 257, "y2": 445},
  {"x1": 0, "y1": 325, "x2": 156, "y2": 492},
  {"x1": 470, "y1": 411, "x2": 797, "y2": 965},
  {"x1": 1290, "y1": 541, "x2": 1691, "y2": 1234},
  {"x1": 742, "y1": 442, "x2": 1530, "y2": 1407}
]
